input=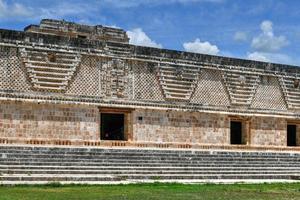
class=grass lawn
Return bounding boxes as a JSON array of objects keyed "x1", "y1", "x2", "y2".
[{"x1": 0, "y1": 182, "x2": 299, "y2": 200}]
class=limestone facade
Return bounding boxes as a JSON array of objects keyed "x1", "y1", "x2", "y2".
[
  {"x1": 0, "y1": 19, "x2": 299, "y2": 148},
  {"x1": 0, "y1": 100, "x2": 296, "y2": 147},
  {"x1": 132, "y1": 109, "x2": 230, "y2": 144},
  {"x1": 0, "y1": 101, "x2": 99, "y2": 141}
]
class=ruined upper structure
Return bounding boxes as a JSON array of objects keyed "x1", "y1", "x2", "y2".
[
  {"x1": 0, "y1": 19, "x2": 300, "y2": 119},
  {"x1": 24, "y1": 19, "x2": 129, "y2": 43}
]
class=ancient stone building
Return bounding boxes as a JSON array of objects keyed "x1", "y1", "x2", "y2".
[{"x1": 0, "y1": 19, "x2": 300, "y2": 149}]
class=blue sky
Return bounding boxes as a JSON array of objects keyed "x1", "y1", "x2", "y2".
[{"x1": 1, "y1": 0, "x2": 300, "y2": 66}]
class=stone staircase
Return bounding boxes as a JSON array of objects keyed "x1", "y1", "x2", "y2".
[{"x1": 0, "y1": 146, "x2": 299, "y2": 184}]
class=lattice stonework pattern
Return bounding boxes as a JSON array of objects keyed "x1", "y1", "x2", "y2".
[
  {"x1": 20, "y1": 47, "x2": 81, "y2": 92},
  {"x1": 251, "y1": 76, "x2": 287, "y2": 110},
  {"x1": 190, "y1": 69, "x2": 230, "y2": 106},
  {"x1": 0, "y1": 47, "x2": 31, "y2": 92},
  {"x1": 100, "y1": 59, "x2": 131, "y2": 99},
  {"x1": 66, "y1": 56, "x2": 101, "y2": 97},
  {"x1": 132, "y1": 62, "x2": 164, "y2": 101},
  {"x1": 279, "y1": 76, "x2": 300, "y2": 109},
  {"x1": 157, "y1": 64, "x2": 200, "y2": 101},
  {"x1": 222, "y1": 70, "x2": 260, "y2": 106}
]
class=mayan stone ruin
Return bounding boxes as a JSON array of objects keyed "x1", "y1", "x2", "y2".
[{"x1": 0, "y1": 19, "x2": 299, "y2": 150}]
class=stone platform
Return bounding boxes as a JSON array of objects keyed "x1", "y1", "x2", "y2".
[{"x1": 0, "y1": 145, "x2": 299, "y2": 184}]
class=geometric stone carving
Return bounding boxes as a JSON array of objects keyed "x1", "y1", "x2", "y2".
[
  {"x1": 222, "y1": 71, "x2": 260, "y2": 106},
  {"x1": 20, "y1": 48, "x2": 81, "y2": 92},
  {"x1": 100, "y1": 59, "x2": 129, "y2": 98},
  {"x1": 251, "y1": 76, "x2": 287, "y2": 110},
  {"x1": 157, "y1": 64, "x2": 200, "y2": 101},
  {"x1": 133, "y1": 63, "x2": 165, "y2": 101},
  {"x1": 279, "y1": 76, "x2": 300, "y2": 109},
  {"x1": 190, "y1": 69, "x2": 230, "y2": 106}
]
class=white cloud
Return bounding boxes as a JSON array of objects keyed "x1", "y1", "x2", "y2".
[
  {"x1": 247, "y1": 52, "x2": 269, "y2": 62},
  {"x1": 251, "y1": 20, "x2": 289, "y2": 52},
  {"x1": 234, "y1": 31, "x2": 247, "y2": 42},
  {"x1": 127, "y1": 28, "x2": 162, "y2": 48},
  {"x1": 0, "y1": 0, "x2": 33, "y2": 19},
  {"x1": 183, "y1": 38, "x2": 219, "y2": 55},
  {"x1": 247, "y1": 51, "x2": 294, "y2": 65}
]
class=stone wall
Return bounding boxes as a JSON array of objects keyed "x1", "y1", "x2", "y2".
[
  {"x1": 132, "y1": 110, "x2": 291, "y2": 147},
  {"x1": 0, "y1": 101, "x2": 99, "y2": 141},
  {"x1": 0, "y1": 101, "x2": 295, "y2": 147},
  {"x1": 250, "y1": 117, "x2": 287, "y2": 146},
  {"x1": 132, "y1": 109, "x2": 230, "y2": 144}
]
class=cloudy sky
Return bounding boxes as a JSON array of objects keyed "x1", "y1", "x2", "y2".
[{"x1": 1, "y1": 0, "x2": 300, "y2": 65}]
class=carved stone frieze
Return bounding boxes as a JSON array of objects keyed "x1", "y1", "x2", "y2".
[
  {"x1": 100, "y1": 59, "x2": 130, "y2": 98},
  {"x1": 157, "y1": 64, "x2": 200, "y2": 101},
  {"x1": 20, "y1": 47, "x2": 81, "y2": 92}
]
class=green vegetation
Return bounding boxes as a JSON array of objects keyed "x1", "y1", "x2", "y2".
[{"x1": 0, "y1": 182, "x2": 299, "y2": 200}]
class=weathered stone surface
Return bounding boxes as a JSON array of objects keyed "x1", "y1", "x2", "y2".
[
  {"x1": 0, "y1": 146, "x2": 299, "y2": 184},
  {"x1": 0, "y1": 101, "x2": 99, "y2": 141},
  {"x1": 0, "y1": 19, "x2": 299, "y2": 148},
  {"x1": 133, "y1": 109, "x2": 230, "y2": 144},
  {"x1": 250, "y1": 117, "x2": 287, "y2": 146}
]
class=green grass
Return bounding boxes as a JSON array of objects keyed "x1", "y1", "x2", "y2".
[{"x1": 0, "y1": 182, "x2": 299, "y2": 200}]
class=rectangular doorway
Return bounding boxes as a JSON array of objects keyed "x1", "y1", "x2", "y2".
[
  {"x1": 101, "y1": 113, "x2": 125, "y2": 140},
  {"x1": 287, "y1": 124, "x2": 297, "y2": 146},
  {"x1": 230, "y1": 121, "x2": 242, "y2": 144}
]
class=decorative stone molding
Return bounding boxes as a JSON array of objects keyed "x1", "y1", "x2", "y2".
[
  {"x1": 100, "y1": 59, "x2": 130, "y2": 98},
  {"x1": 279, "y1": 76, "x2": 300, "y2": 109},
  {"x1": 222, "y1": 71, "x2": 260, "y2": 106},
  {"x1": 157, "y1": 64, "x2": 200, "y2": 101},
  {"x1": 20, "y1": 47, "x2": 81, "y2": 92}
]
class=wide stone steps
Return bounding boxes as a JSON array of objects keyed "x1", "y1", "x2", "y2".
[
  {"x1": 3, "y1": 151, "x2": 300, "y2": 157},
  {"x1": 0, "y1": 170, "x2": 298, "y2": 175},
  {"x1": 2, "y1": 151, "x2": 300, "y2": 158},
  {"x1": 0, "y1": 174, "x2": 296, "y2": 182},
  {"x1": 1, "y1": 159, "x2": 299, "y2": 164},
  {"x1": 3, "y1": 155, "x2": 300, "y2": 162},
  {"x1": 1, "y1": 162, "x2": 299, "y2": 168},
  {"x1": 0, "y1": 146, "x2": 299, "y2": 183},
  {"x1": 1, "y1": 165, "x2": 300, "y2": 171}
]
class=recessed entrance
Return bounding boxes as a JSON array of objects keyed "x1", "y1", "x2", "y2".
[
  {"x1": 230, "y1": 121, "x2": 242, "y2": 144},
  {"x1": 287, "y1": 124, "x2": 297, "y2": 146},
  {"x1": 101, "y1": 113, "x2": 125, "y2": 140}
]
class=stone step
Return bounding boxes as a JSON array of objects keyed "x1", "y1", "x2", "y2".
[
  {"x1": 0, "y1": 158, "x2": 299, "y2": 166},
  {"x1": 0, "y1": 148, "x2": 298, "y2": 157},
  {"x1": 0, "y1": 174, "x2": 295, "y2": 182},
  {"x1": 0, "y1": 156, "x2": 299, "y2": 163},
  {"x1": 0, "y1": 156, "x2": 300, "y2": 164},
  {"x1": 3, "y1": 153, "x2": 300, "y2": 161},
  {"x1": 0, "y1": 146, "x2": 299, "y2": 183},
  {"x1": 0, "y1": 146, "x2": 298, "y2": 154},
  {"x1": 0, "y1": 170, "x2": 299, "y2": 175},
  {"x1": 0, "y1": 161, "x2": 298, "y2": 168},
  {"x1": 0, "y1": 165, "x2": 300, "y2": 171},
  {"x1": 2, "y1": 153, "x2": 299, "y2": 160}
]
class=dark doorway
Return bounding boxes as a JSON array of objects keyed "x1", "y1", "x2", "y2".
[
  {"x1": 101, "y1": 113, "x2": 125, "y2": 140},
  {"x1": 230, "y1": 121, "x2": 242, "y2": 144},
  {"x1": 287, "y1": 125, "x2": 297, "y2": 146}
]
